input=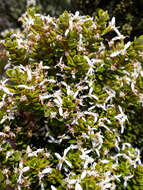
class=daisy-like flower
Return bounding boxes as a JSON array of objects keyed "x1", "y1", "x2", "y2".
[
  {"x1": 55, "y1": 147, "x2": 72, "y2": 170},
  {"x1": 17, "y1": 161, "x2": 30, "y2": 184},
  {"x1": 115, "y1": 105, "x2": 128, "y2": 134}
]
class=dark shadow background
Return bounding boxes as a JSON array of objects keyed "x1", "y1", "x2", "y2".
[{"x1": 0, "y1": 0, "x2": 143, "y2": 39}]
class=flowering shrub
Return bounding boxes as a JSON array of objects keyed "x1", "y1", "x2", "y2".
[{"x1": 0, "y1": 8, "x2": 143, "y2": 190}]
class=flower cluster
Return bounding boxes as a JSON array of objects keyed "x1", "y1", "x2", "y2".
[{"x1": 0, "y1": 8, "x2": 143, "y2": 190}]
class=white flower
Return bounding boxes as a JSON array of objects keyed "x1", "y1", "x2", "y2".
[
  {"x1": 115, "y1": 105, "x2": 128, "y2": 133},
  {"x1": 17, "y1": 162, "x2": 30, "y2": 184},
  {"x1": 16, "y1": 38, "x2": 24, "y2": 49},
  {"x1": 50, "y1": 112, "x2": 57, "y2": 119},
  {"x1": 55, "y1": 147, "x2": 72, "y2": 170},
  {"x1": 27, "y1": 148, "x2": 44, "y2": 157},
  {"x1": 27, "y1": 0, "x2": 36, "y2": 7},
  {"x1": 80, "y1": 149, "x2": 94, "y2": 169},
  {"x1": 25, "y1": 16, "x2": 34, "y2": 26}
]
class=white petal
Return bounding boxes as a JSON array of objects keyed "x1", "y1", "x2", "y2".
[
  {"x1": 41, "y1": 183, "x2": 45, "y2": 190},
  {"x1": 110, "y1": 51, "x2": 121, "y2": 57},
  {"x1": 111, "y1": 17, "x2": 115, "y2": 27},
  {"x1": 90, "y1": 94, "x2": 98, "y2": 100},
  {"x1": 26, "y1": 67, "x2": 32, "y2": 81},
  {"x1": 42, "y1": 168, "x2": 52, "y2": 174},
  {"x1": 75, "y1": 11, "x2": 79, "y2": 17},
  {"x1": 17, "y1": 85, "x2": 34, "y2": 90},
  {"x1": 19, "y1": 162, "x2": 23, "y2": 169},
  {"x1": 48, "y1": 79, "x2": 56, "y2": 83},
  {"x1": 1, "y1": 87, "x2": 14, "y2": 95},
  {"x1": 64, "y1": 147, "x2": 71, "y2": 156},
  {"x1": 0, "y1": 132, "x2": 7, "y2": 137},
  {"x1": 81, "y1": 170, "x2": 86, "y2": 179},
  {"x1": 68, "y1": 179, "x2": 77, "y2": 184},
  {"x1": 75, "y1": 183, "x2": 82, "y2": 190},
  {"x1": 65, "y1": 160, "x2": 72, "y2": 168},
  {"x1": 43, "y1": 66, "x2": 50, "y2": 70},
  {"x1": 22, "y1": 166, "x2": 30, "y2": 172},
  {"x1": 51, "y1": 185, "x2": 57, "y2": 190},
  {"x1": 123, "y1": 41, "x2": 131, "y2": 51},
  {"x1": 100, "y1": 160, "x2": 109, "y2": 164},
  {"x1": 104, "y1": 183, "x2": 112, "y2": 188},
  {"x1": 0, "y1": 101, "x2": 4, "y2": 109},
  {"x1": 59, "y1": 107, "x2": 63, "y2": 116},
  {"x1": 65, "y1": 29, "x2": 69, "y2": 36},
  {"x1": 55, "y1": 153, "x2": 62, "y2": 159},
  {"x1": 26, "y1": 145, "x2": 32, "y2": 154}
]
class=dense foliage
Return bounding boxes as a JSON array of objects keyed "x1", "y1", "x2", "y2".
[{"x1": 0, "y1": 8, "x2": 143, "y2": 190}]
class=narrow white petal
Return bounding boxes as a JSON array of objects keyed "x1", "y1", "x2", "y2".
[
  {"x1": 59, "y1": 107, "x2": 63, "y2": 116},
  {"x1": 68, "y1": 179, "x2": 77, "y2": 184},
  {"x1": 17, "y1": 85, "x2": 34, "y2": 90},
  {"x1": 81, "y1": 170, "x2": 86, "y2": 179},
  {"x1": 65, "y1": 160, "x2": 72, "y2": 168},
  {"x1": 42, "y1": 168, "x2": 52, "y2": 174},
  {"x1": 100, "y1": 160, "x2": 109, "y2": 164},
  {"x1": 75, "y1": 183, "x2": 82, "y2": 190},
  {"x1": 65, "y1": 29, "x2": 69, "y2": 36},
  {"x1": 26, "y1": 67, "x2": 32, "y2": 81},
  {"x1": 22, "y1": 166, "x2": 30, "y2": 172},
  {"x1": 51, "y1": 185, "x2": 57, "y2": 190},
  {"x1": 110, "y1": 51, "x2": 121, "y2": 57},
  {"x1": 55, "y1": 153, "x2": 62, "y2": 159}
]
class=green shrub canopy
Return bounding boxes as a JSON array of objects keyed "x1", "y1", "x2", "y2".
[{"x1": 0, "y1": 8, "x2": 143, "y2": 190}]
